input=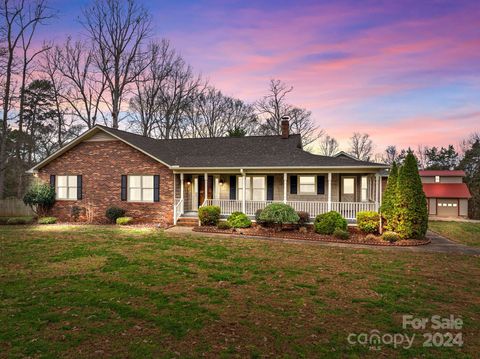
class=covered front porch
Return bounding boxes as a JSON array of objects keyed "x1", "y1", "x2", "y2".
[{"x1": 173, "y1": 170, "x2": 384, "y2": 224}]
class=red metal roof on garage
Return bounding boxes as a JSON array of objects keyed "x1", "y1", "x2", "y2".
[
  {"x1": 419, "y1": 170, "x2": 465, "y2": 177},
  {"x1": 423, "y1": 183, "x2": 471, "y2": 199}
]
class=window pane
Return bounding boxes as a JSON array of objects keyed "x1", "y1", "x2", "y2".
[
  {"x1": 252, "y1": 189, "x2": 264, "y2": 201},
  {"x1": 300, "y1": 184, "x2": 315, "y2": 193},
  {"x1": 57, "y1": 187, "x2": 68, "y2": 199},
  {"x1": 142, "y1": 188, "x2": 154, "y2": 201},
  {"x1": 68, "y1": 176, "x2": 77, "y2": 187},
  {"x1": 68, "y1": 187, "x2": 77, "y2": 200},
  {"x1": 238, "y1": 177, "x2": 243, "y2": 190},
  {"x1": 129, "y1": 188, "x2": 141, "y2": 201},
  {"x1": 252, "y1": 177, "x2": 264, "y2": 189},
  {"x1": 343, "y1": 178, "x2": 355, "y2": 194},
  {"x1": 57, "y1": 176, "x2": 67, "y2": 186},
  {"x1": 142, "y1": 176, "x2": 153, "y2": 188},
  {"x1": 299, "y1": 176, "x2": 315, "y2": 185},
  {"x1": 129, "y1": 176, "x2": 141, "y2": 188}
]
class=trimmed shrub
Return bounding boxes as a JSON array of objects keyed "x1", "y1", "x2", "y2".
[
  {"x1": 6, "y1": 216, "x2": 35, "y2": 225},
  {"x1": 380, "y1": 161, "x2": 399, "y2": 231},
  {"x1": 105, "y1": 206, "x2": 126, "y2": 223},
  {"x1": 259, "y1": 203, "x2": 299, "y2": 229},
  {"x1": 116, "y1": 217, "x2": 133, "y2": 225},
  {"x1": 356, "y1": 211, "x2": 380, "y2": 234},
  {"x1": 382, "y1": 231, "x2": 400, "y2": 243},
  {"x1": 255, "y1": 209, "x2": 265, "y2": 225},
  {"x1": 217, "y1": 221, "x2": 232, "y2": 230},
  {"x1": 297, "y1": 211, "x2": 310, "y2": 226},
  {"x1": 198, "y1": 205, "x2": 221, "y2": 226},
  {"x1": 333, "y1": 228, "x2": 349, "y2": 240},
  {"x1": 23, "y1": 182, "x2": 55, "y2": 216},
  {"x1": 365, "y1": 233, "x2": 378, "y2": 241},
  {"x1": 38, "y1": 217, "x2": 57, "y2": 224},
  {"x1": 314, "y1": 211, "x2": 347, "y2": 235},
  {"x1": 227, "y1": 212, "x2": 252, "y2": 228},
  {"x1": 394, "y1": 152, "x2": 428, "y2": 239}
]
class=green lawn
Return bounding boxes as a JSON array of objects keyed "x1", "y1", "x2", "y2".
[
  {"x1": 429, "y1": 221, "x2": 480, "y2": 247},
  {"x1": 0, "y1": 225, "x2": 479, "y2": 358}
]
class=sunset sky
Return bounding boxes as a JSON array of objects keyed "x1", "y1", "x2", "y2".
[{"x1": 44, "y1": 0, "x2": 480, "y2": 152}]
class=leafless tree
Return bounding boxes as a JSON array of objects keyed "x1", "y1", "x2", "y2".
[
  {"x1": 348, "y1": 132, "x2": 373, "y2": 161},
  {"x1": 0, "y1": 0, "x2": 53, "y2": 198},
  {"x1": 81, "y1": 0, "x2": 152, "y2": 128},
  {"x1": 49, "y1": 38, "x2": 107, "y2": 129},
  {"x1": 416, "y1": 145, "x2": 428, "y2": 170},
  {"x1": 256, "y1": 79, "x2": 322, "y2": 147},
  {"x1": 318, "y1": 134, "x2": 339, "y2": 156},
  {"x1": 382, "y1": 145, "x2": 407, "y2": 165}
]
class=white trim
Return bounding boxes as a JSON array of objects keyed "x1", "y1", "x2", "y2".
[
  {"x1": 327, "y1": 172, "x2": 332, "y2": 211},
  {"x1": 283, "y1": 173, "x2": 287, "y2": 204},
  {"x1": 127, "y1": 175, "x2": 155, "y2": 203}
]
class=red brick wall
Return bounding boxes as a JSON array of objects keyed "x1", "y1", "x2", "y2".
[{"x1": 37, "y1": 140, "x2": 174, "y2": 226}]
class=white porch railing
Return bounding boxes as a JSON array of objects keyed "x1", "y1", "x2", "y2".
[
  {"x1": 200, "y1": 199, "x2": 376, "y2": 220},
  {"x1": 331, "y1": 201, "x2": 376, "y2": 220},
  {"x1": 174, "y1": 198, "x2": 184, "y2": 224}
]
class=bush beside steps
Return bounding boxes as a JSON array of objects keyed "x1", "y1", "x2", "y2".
[{"x1": 38, "y1": 217, "x2": 57, "y2": 224}]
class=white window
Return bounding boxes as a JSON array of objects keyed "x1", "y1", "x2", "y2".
[
  {"x1": 435, "y1": 176, "x2": 440, "y2": 183},
  {"x1": 238, "y1": 176, "x2": 265, "y2": 201},
  {"x1": 128, "y1": 175, "x2": 154, "y2": 202},
  {"x1": 57, "y1": 175, "x2": 78, "y2": 200},
  {"x1": 361, "y1": 176, "x2": 368, "y2": 202},
  {"x1": 299, "y1": 176, "x2": 316, "y2": 194},
  {"x1": 343, "y1": 178, "x2": 355, "y2": 194}
]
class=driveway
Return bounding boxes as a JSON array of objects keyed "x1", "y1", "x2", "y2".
[{"x1": 166, "y1": 227, "x2": 480, "y2": 255}]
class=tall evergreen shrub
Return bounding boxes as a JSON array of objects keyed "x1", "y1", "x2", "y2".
[
  {"x1": 394, "y1": 152, "x2": 428, "y2": 239},
  {"x1": 380, "y1": 161, "x2": 398, "y2": 231}
]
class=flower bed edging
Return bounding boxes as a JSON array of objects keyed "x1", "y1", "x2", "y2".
[{"x1": 192, "y1": 226, "x2": 431, "y2": 247}]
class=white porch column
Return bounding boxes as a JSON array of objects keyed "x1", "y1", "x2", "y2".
[
  {"x1": 242, "y1": 172, "x2": 246, "y2": 213},
  {"x1": 204, "y1": 173, "x2": 208, "y2": 205},
  {"x1": 283, "y1": 173, "x2": 287, "y2": 204},
  {"x1": 180, "y1": 173, "x2": 184, "y2": 214},
  {"x1": 327, "y1": 172, "x2": 332, "y2": 211},
  {"x1": 375, "y1": 173, "x2": 380, "y2": 211}
]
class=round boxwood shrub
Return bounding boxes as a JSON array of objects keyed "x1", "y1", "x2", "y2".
[
  {"x1": 116, "y1": 217, "x2": 133, "y2": 225},
  {"x1": 198, "y1": 205, "x2": 221, "y2": 226},
  {"x1": 382, "y1": 231, "x2": 400, "y2": 243},
  {"x1": 259, "y1": 203, "x2": 299, "y2": 229},
  {"x1": 217, "y1": 221, "x2": 232, "y2": 230},
  {"x1": 38, "y1": 217, "x2": 57, "y2": 224},
  {"x1": 227, "y1": 212, "x2": 252, "y2": 228},
  {"x1": 314, "y1": 211, "x2": 347, "y2": 235},
  {"x1": 105, "y1": 206, "x2": 126, "y2": 223},
  {"x1": 356, "y1": 211, "x2": 380, "y2": 234},
  {"x1": 296, "y1": 211, "x2": 310, "y2": 226},
  {"x1": 333, "y1": 228, "x2": 349, "y2": 240}
]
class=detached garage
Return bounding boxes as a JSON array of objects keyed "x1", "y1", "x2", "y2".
[{"x1": 423, "y1": 183, "x2": 471, "y2": 218}]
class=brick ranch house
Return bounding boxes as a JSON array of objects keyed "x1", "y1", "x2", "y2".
[{"x1": 28, "y1": 121, "x2": 389, "y2": 226}]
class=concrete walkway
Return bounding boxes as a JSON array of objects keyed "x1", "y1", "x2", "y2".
[{"x1": 165, "y1": 226, "x2": 480, "y2": 255}]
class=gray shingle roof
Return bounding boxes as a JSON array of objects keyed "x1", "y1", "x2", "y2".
[{"x1": 100, "y1": 125, "x2": 387, "y2": 168}]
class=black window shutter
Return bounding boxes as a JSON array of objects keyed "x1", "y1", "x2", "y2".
[
  {"x1": 267, "y1": 176, "x2": 274, "y2": 200},
  {"x1": 290, "y1": 175, "x2": 297, "y2": 194},
  {"x1": 154, "y1": 175, "x2": 160, "y2": 202},
  {"x1": 77, "y1": 175, "x2": 83, "y2": 200},
  {"x1": 317, "y1": 175, "x2": 325, "y2": 195},
  {"x1": 229, "y1": 176, "x2": 236, "y2": 200},
  {"x1": 50, "y1": 175, "x2": 56, "y2": 188},
  {"x1": 121, "y1": 175, "x2": 127, "y2": 201}
]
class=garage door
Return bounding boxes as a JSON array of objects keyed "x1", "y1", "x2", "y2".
[{"x1": 437, "y1": 199, "x2": 458, "y2": 217}]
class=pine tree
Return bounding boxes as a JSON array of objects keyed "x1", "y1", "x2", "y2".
[
  {"x1": 380, "y1": 161, "x2": 398, "y2": 230},
  {"x1": 394, "y1": 151, "x2": 428, "y2": 239}
]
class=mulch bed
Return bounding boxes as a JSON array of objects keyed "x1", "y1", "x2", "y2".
[{"x1": 193, "y1": 225, "x2": 431, "y2": 247}]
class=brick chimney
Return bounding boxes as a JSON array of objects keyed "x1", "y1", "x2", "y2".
[{"x1": 281, "y1": 116, "x2": 290, "y2": 139}]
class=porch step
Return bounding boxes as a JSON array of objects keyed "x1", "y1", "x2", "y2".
[{"x1": 176, "y1": 217, "x2": 198, "y2": 227}]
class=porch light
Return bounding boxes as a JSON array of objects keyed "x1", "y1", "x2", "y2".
[{"x1": 219, "y1": 179, "x2": 224, "y2": 186}]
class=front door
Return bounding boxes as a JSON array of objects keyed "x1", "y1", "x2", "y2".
[{"x1": 198, "y1": 176, "x2": 214, "y2": 208}]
